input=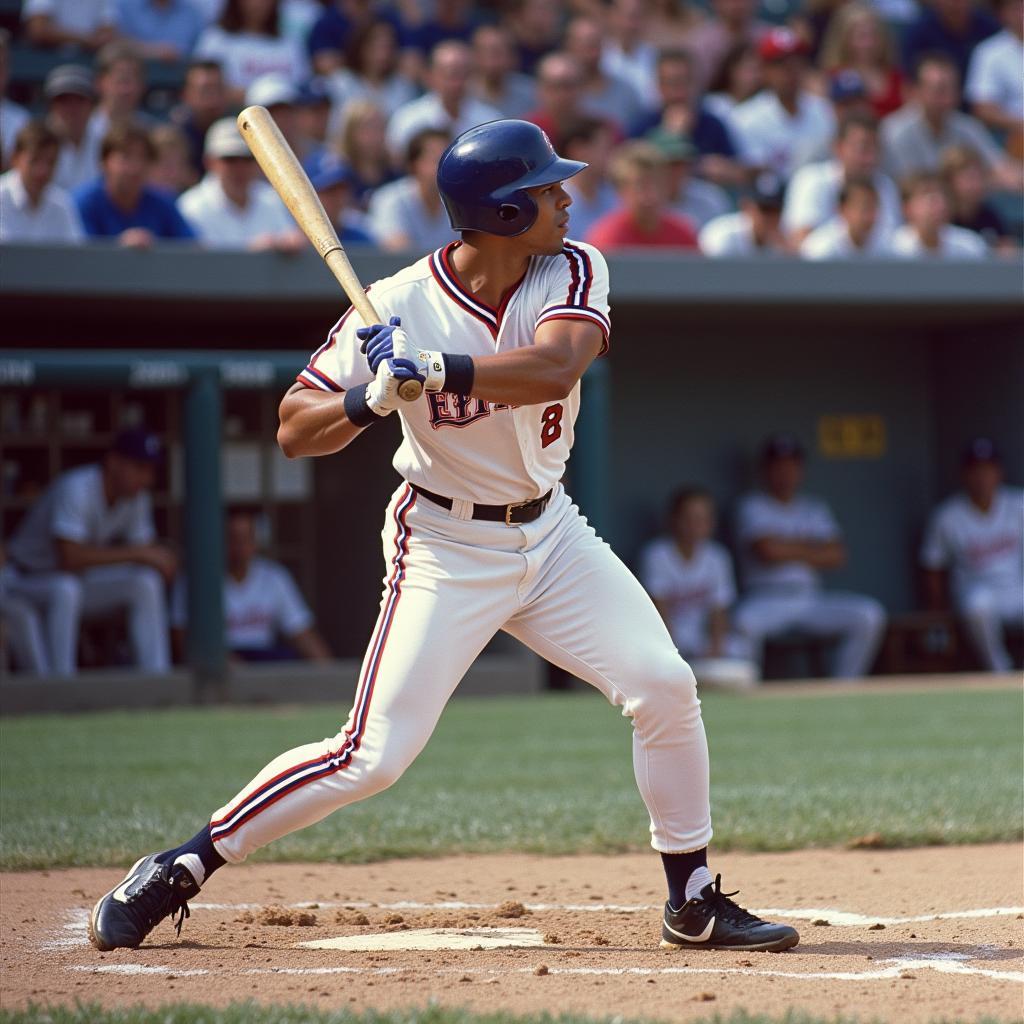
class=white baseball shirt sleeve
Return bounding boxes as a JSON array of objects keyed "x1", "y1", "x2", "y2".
[{"x1": 297, "y1": 290, "x2": 386, "y2": 393}]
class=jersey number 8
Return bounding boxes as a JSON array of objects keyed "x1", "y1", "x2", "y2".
[{"x1": 540, "y1": 404, "x2": 563, "y2": 449}]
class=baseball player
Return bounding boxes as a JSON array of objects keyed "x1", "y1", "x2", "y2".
[
  {"x1": 921, "y1": 438, "x2": 1024, "y2": 672},
  {"x1": 733, "y1": 434, "x2": 887, "y2": 679},
  {"x1": 88, "y1": 120, "x2": 798, "y2": 955}
]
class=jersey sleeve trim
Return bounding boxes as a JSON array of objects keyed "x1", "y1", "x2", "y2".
[
  {"x1": 535, "y1": 307, "x2": 611, "y2": 354},
  {"x1": 297, "y1": 365, "x2": 344, "y2": 392},
  {"x1": 561, "y1": 241, "x2": 594, "y2": 306}
]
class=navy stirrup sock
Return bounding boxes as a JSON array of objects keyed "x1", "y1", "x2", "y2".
[
  {"x1": 157, "y1": 825, "x2": 226, "y2": 884},
  {"x1": 661, "y1": 848, "x2": 709, "y2": 910}
]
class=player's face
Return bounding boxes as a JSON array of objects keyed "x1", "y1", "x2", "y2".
[
  {"x1": 520, "y1": 181, "x2": 573, "y2": 255},
  {"x1": 107, "y1": 454, "x2": 155, "y2": 499},
  {"x1": 226, "y1": 516, "x2": 258, "y2": 570},
  {"x1": 963, "y1": 461, "x2": 1002, "y2": 505},
  {"x1": 673, "y1": 498, "x2": 715, "y2": 547},
  {"x1": 764, "y1": 456, "x2": 803, "y2": 500},
  {"x1": 12, "y1": 145, "x2": 58, "y2": 196}
]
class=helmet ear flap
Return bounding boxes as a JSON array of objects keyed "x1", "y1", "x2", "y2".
[{"x1": 492, "y1": 189, "x2": 537, "y2": 236}]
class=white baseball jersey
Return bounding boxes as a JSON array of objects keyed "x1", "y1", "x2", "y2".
[
  {"x1": 297, "y1": 239, "x2": 611, "y2": 505},
  {"x1": 920, "y1": 487, "x2": 1024, "y2": 599},
  {"x1": 171, "y1": 557, "x2": 314, "y2": 650},
  {"x1": 639, "y1": 537, "x2": 737, "y2": 655},
  {"x1": 7, "y1": 464, "x2": 155, "y2": 573},
  {"x1": 736, "y1": 491, "x2": 841, "y2": 593}
]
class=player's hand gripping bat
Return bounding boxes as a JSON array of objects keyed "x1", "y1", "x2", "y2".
[{"x1": 237, "y1": 105, "x2": 423, "y2": 402}]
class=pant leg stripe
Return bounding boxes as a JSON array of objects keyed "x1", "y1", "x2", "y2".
[{"x1": 209, "y1": 487, "x2": 417, "y2": 841}]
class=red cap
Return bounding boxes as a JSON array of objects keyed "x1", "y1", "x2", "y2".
[{"x1": 758, "y1": 27, "x2": 809, "y2": 62}]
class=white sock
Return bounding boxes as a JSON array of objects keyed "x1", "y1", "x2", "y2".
[
  {"x1": 685, "y1": 866, "x2": 713, "y2": 901},
  {"x1": 173, "y1": 853, "x2": 205, "y2": 888}
]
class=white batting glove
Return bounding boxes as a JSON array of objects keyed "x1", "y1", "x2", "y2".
[{"x1": 365, "y1": 358, "x2": 425, "y2": 416}]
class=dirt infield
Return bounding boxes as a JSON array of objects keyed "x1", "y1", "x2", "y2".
[{"x1": 2, "y1": 845, "x2": 1021, "y2": 1022}]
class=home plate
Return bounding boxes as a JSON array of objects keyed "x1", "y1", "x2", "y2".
[{"x1": 298, "y1": 928, "x2": 547, "y2": 952}]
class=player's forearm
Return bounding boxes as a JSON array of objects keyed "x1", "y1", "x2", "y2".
[
  {"x1": 278, "y1": 386, "x2": 365, "y2": 457},
  {"x1": 465, "y1": 346, "x2": 587, "y2": 406},
  {"x1": 752, "y1": 538, "x2": 846, "y2": 569},
  {"x1": 57, "y1": 541, "x2": 156, "y2": 572},
  {"x1": 291, "y1": 628, "x2": 332, "y2": 662}
]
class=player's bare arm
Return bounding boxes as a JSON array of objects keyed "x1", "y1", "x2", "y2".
[
  {"x1": 277, "y1": 384, "x2": 362, "y2": 458},
  {"x1": 56, "y1": 539, "x2": 178, "y2": 582},
  {"x1": 751, "y1": 537, "x2": 847, "y2": 570}
]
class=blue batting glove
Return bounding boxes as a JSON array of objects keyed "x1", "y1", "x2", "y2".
[
  {"x1": 357, "y1": 316, "x2": 402, "y2": 373},
  {"x1": 387, "y1": 357, "x2": 425, "y2": 384}
]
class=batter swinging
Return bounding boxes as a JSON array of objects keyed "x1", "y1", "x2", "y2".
[{"x1": 89, "y1": 120, "x2": 798, "y2": 955}]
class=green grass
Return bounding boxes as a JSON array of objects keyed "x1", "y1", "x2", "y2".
[
  {"x1": 1, "y1": 688, "x2": 1021, "y2": 870},
  {"x1": 0, "y1": 1007, "x2": 1011, "y2": 1024}
]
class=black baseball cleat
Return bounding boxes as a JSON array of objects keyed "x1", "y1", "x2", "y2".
[
  {"x1": 660, "y1": 874, "x2": 799, "y2": 952},
  {"x1": 88, "y1": 854, "x2": 199, "y2": 951}
]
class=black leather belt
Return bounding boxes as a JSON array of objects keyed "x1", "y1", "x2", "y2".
[{"x1": 411, "y1": 484, "x2": 553, "y2": 525}]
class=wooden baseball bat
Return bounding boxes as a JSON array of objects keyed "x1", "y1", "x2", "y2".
[{"x1": 236, "y1": 105, "x2": 423, "y2": 401}]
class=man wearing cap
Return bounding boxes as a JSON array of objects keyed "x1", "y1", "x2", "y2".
[
  {"x1": 782, "y1": 112, "x2": 902, "y2": 248},
  {"x1": 0, "y1": 120, "x2": 84, "y2": 243},
  {"x1": 699, "y1": 170, "x2": 788, "y2": 255},
  {"x1": 177, "y1": 117, "x2": 303, "y2": 251},
  {"x1": 43, "y1": 64, "x2": 101, "y2": 192},
  {"x1": 732, "y1": 434, "x2": 887, "y2": 679},
  {"x1": 2, "y1": 429, "x2": 176, "y2": 676},
  {"x1": 647, "y1": 129, "x2": 732, "y2": 230},
  {"x1": 730, "y1": 27, "x2": 836, "y2": 180},
  {"x1": 312, "y1": 161, "x2": 375, "y2": 244},
  {"x1": 245, "y1": 74, "x2": 307, "y2": 160},
  {"x1": 921, "y1": 439, "x2": 1023, "y2": 672}
]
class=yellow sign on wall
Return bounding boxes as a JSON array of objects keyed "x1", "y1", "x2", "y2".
[{"x1": 818, "y1": 415, "x2": 887, "y2": 459}]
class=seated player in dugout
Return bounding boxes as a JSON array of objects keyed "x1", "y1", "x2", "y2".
[
  {"x1": 1, "y1": 428, "x2": 176, "y2": 676},
  {"x1": 920, "y1": 438, "x2": 1024, "y2": 672},
  {"x1": 88, "y1": 119, "x2": 798, "y2": 958},
  {"x1": 171, "y1": 506, "x2": 331, "y2": 664},
  {"x1": 732, "y1": 433, "x2": 887, "y2": 679},
  {"x1": 639, "y1": 487, "x2": 757, "y2": 688}
]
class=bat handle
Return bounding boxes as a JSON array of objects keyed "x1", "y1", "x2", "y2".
[{"x1": 398, "y1": 379, "x2": 424, "y2": 401}]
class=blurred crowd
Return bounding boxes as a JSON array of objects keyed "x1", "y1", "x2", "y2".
[{"x1": 0, "y1": 0, "x2": 1021, "y2": 257}]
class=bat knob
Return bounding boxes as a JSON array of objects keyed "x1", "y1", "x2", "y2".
[{"x1": 397, "y1": 379, "x2": 424, "y2": 402}]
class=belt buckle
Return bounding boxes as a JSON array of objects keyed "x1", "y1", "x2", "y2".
[{"x1": 505, "y1": 500, "x2": 530, "y2": 526}]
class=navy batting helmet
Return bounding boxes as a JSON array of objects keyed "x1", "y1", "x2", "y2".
[{"x1": 436, "y1": 120, "x2": 587, "y2": 237}]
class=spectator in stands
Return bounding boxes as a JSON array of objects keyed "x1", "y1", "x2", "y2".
[
  {"x1": 732, "y1": 433, "x2": 887, "y2": 680},
  {"x1": 312, "y1": 161, "x2": 374, "y2": 242},
  {"x1": 902, "y1": 0, "x2": 999, "y2": 87},
  {"x1": 800, "y1": 176, "x2": 894, "y2": 258},
  {"x1": 602, "y1": 0, "x2": 659, "y2": 107},
  {"x1": 965, "y1": 0, "x2": 1023, "y2": 148},
  {"x1": 704, "y1": 40, "x2": 762, "y2": 126},
  {"x1": 827, "y1": 70, "x2": 876, "y2": 121},
  {"x1": 386, "y1": 41, "x2": 502, "y2": 164},
  {"x1": 921, "y1": 437, "x2": 1023, "y2": 672},
  {"x1": 890, "y1": 170, "x2": 988, "y2": 258},
  {"x1": 648, "y1": 130, "x2": 732, "y2": 229},
  {"x1": 881, "y1": 54, "x2": 1021, "y2": 190},
  {"x1": 0, "y1": 121, "x2": 84, "y2": 243},
  {"x1": 587, "y1": 140, "x2": 700, "y2": 249},
  {"x1": 195, "y1": 0, "x2": 309, "y2": 102},
  {"x1": 684, "y1": 0, "x2": 770, "y2": 92},
  {"x1": 85, "y1": 41, "x2": 153, "y2": 158},
  {"x1": 639, "y1": 487, "x2": 753, "y2": 668},
  {"x1": 148, "y1": 122, "x2": 197, "y2": 196},
  {"x1": 941, "y1": 145, "x2": 1016, "y2": 251},
  {"x1": 730, "y1": 28, "x2": 836, "y2": 180},
  {"x1": 524, "y1": 53, "x2": 591, "y2": 151},
  {"x1": 632, "y1": 49, "x2": 744, "y2": 188},
  {"x1": 22, "y1": 0, "x2": 117, "y2": 52},
  {"x1": 565, "y1": 16, "x2": 644, "y2": 134},
  {"x1": 170, "y1": 60, "x2": 229, "y2": 178},
  {"x1": 369, "y1": 127, "x2": 455, "y2": 252},
  {"x1": 502, "y1": 0, "x2": 563, "y2": 75},
  {"x1": 116, "y1": 0, "x2": 204, "y2": 62},
  {"x1": 307, "y1": 0, "x2": 385, "y2": 77},
  {"x1": 44, "y1": 65, "x2": 100, "y2": 192},
  {"x1": 562, "y1": 118, "x2": 620, "y2": 240},
  {"x1": 76, "y1": 122, "x2": 196, "y2": 246},
  {"x1": 178, "y1": 116, "x2": 302, "y2": 249},
  {"x1": 782, "y1": 112, "x2": 901, "y2": 248},
  {"x1": 296, "y1": 78, "x2": 332, "y2": 175},
  {"x1": 333, "y1": 99, "x2": 396, "y2": 208},
  {"x1": 699, "y1": 170, "x2": 788, "y2": 256},
  {"x1": 171, "y1": 506, "x2": 331, "y2": 664},
  {"x1": 818, "y1": 3, "x2": 906, "y2": 119},
  {"x1": 3, "y1": 428, "x2": 175, "y2": 677},
  {"x1": 324, "y1": 20, "x2": 416, "y2": 128},
  {"x1": 0, "y1": 30, "x2": 29, "y2": 169},
  {"x1": 471, "y1": 24, "x2": 536, "y2": 119}
]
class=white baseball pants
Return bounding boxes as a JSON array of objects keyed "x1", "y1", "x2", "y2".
[
  {"x1": 0, "y1": 564, "x2": 170, "y2": 675},
  {"x1": 210, "y1": 483, "x2": 712, "y2": 863},
  {"x1": 733, "y1": 589, "x2": 887, "y2": 679},
  {"x1": 957, "y1": 582, "x2": 1023, "y2": 672}
]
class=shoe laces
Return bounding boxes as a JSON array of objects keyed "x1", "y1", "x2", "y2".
[
  {"x1": 702, "y1": 874, "x2": 762, "y2": 927},
  {"x1": 124, "y1": 865, "x2": 193, "y2": 938}
]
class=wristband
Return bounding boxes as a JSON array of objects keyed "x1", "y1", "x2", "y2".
[
  {"x1": 343, "y1": 385, "x2": 384, "y2": 428},
  {"x1": 442, "y1": 353, "x2": 475, "y2": 396}
]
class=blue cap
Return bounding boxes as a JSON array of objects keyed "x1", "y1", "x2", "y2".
[
  {"x1": 761, "y1": 432, "x2": 805, "y2": 462},
  {"x1": 311, "y1": 160, "x2": 355, "y2": 192},
  {"x1": 830, "y1": 70, "x2": 868, "y2": 104},
  {"x1": 296, "y1": 78, "x2": 331, "y2": 106},
  {"x1": 111, "y1": 428, "x2": 163, "y2": 464},
  {"x1": 962, "y1": 437, "x2": 1001, "y2": 465},
  {"x1": 748, "y1": 170, "x2": 785, "y2": 208}
]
